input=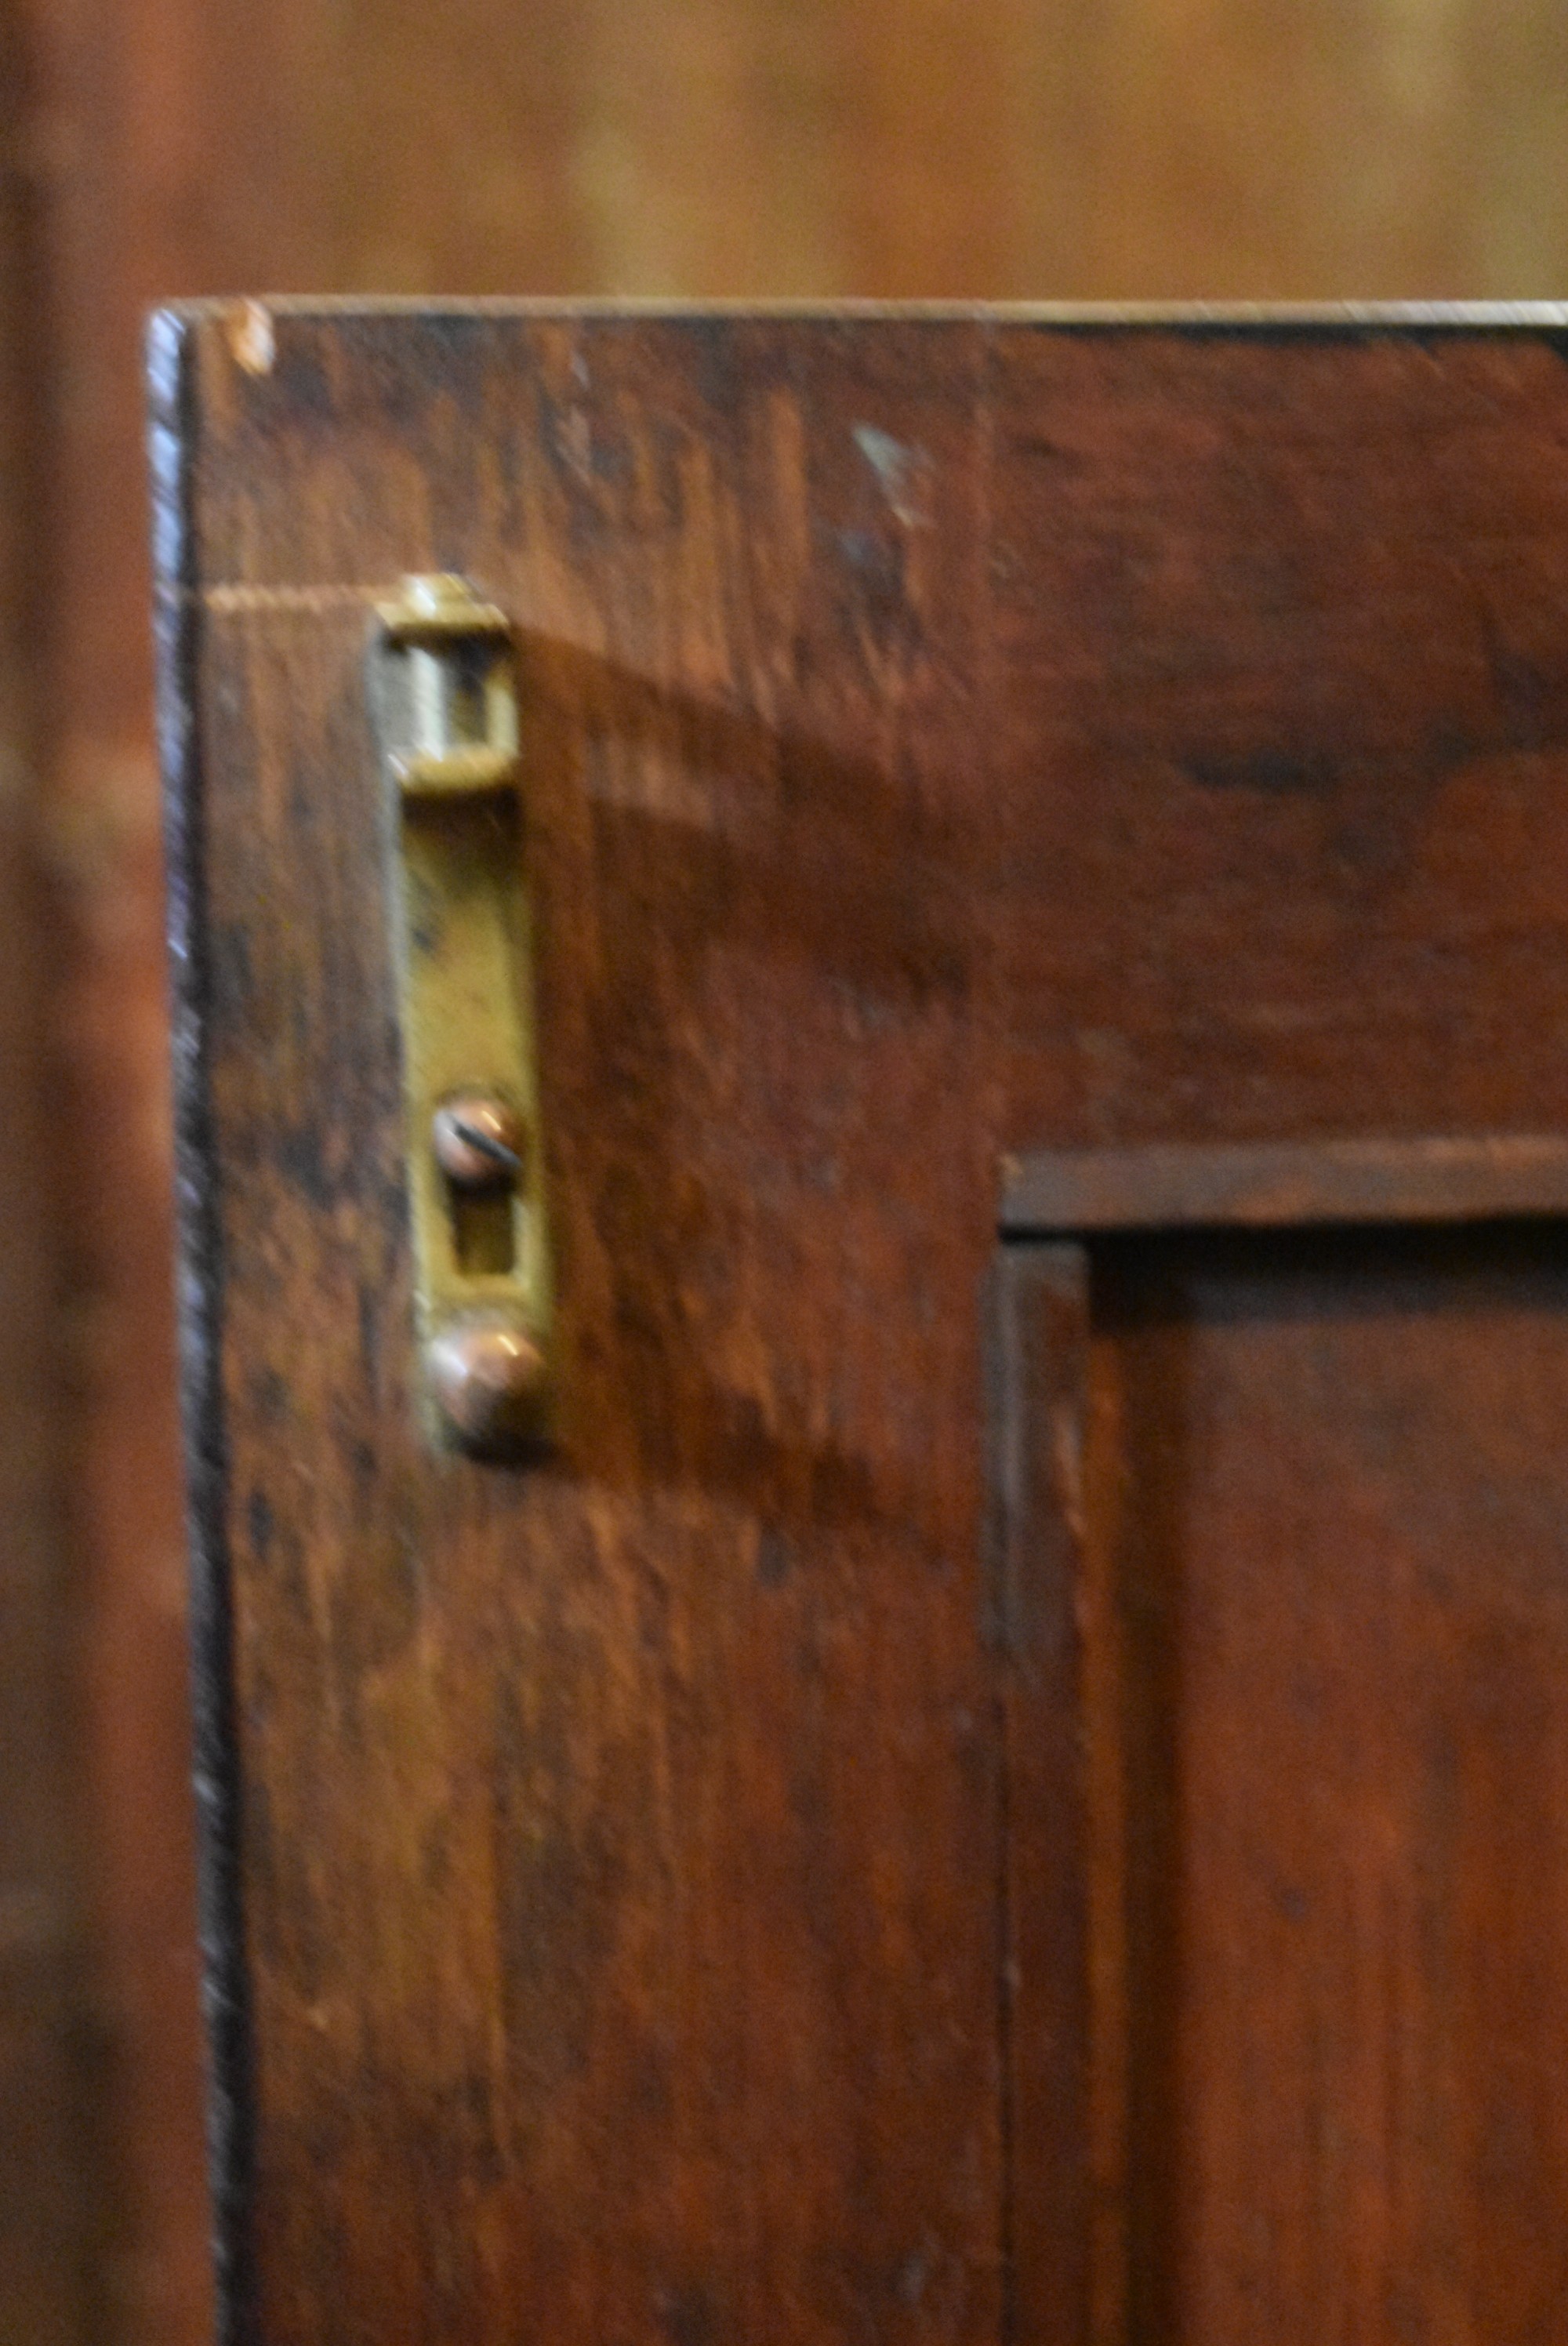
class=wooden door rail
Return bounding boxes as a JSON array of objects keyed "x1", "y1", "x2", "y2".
[{"x1": 1001, "y1": 1132, "x2": 1568, "y2": 1235}]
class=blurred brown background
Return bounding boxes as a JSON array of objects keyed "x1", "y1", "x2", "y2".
[{"x1": 3, "y1": 3, "x2": 1568, "y2": 2339}]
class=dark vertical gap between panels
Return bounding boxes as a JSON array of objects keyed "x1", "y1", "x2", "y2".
[
  {"x1": 1093, "y1": 1238, "x2": 1186, "y2": 2346},
  {"x1": 982, "y1": 1254, "x2": 1020, "y2": 2346}
]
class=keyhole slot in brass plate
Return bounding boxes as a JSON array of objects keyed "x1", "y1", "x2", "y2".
[{"x1": 450, "y1": 1185, "x2": 518, "y2": 1278}]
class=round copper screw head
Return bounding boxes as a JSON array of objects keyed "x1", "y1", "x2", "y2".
[
  {"x1": 426, "y1": 1313, "x2": 547, "y2": 1450},
  {"x1": 432, "y1": 1091, "x2": 525, "y2": 1188}
]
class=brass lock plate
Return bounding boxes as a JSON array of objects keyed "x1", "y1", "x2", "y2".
[{"x1": 371, "y1": 575, "x2": 552, "y2": 1454}]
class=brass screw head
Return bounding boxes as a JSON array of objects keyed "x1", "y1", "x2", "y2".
[
  {"x1": 432, "y1": 1091, "x2": 525, "y2": 1188},
  {"x1": 426, "y1": 1312, "x2": 547, "y2": 1450}
]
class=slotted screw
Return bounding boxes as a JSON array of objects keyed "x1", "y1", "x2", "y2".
[{"x1": 432, "y1": 1091, "x2": 525, "y2": 1188}]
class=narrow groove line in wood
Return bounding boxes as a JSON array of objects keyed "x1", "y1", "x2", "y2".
[{"x1": 1002, "y1": 1134, "x2": 1568, "y2": 1235}]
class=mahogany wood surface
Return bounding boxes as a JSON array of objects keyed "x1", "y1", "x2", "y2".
[
  {"x1": 24, "y1": 8, "x2": 1568, "y2": 2330},
  {"x1": 1004, "y1": 1224, "x2": 1568, "y2": 2341},
  {"x1": 159, "y1": 305, "x2": 1568, "y2": 2344},
  {"x1": 989, "y1": 1246, "x2": 1094, "y2": 2345}
]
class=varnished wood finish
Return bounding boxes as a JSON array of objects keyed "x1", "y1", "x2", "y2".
[
  {"x1": 20, "y1": 8, "x2": 1568, "y2": 2331},
  {"x1": 162, "y1": 305, "x2": 1011, "y2": 2346},
  {"x1": 161, "y1": 307, "x2": 1568, "y2": 2342},
  {"x1": 989, "y1": 1247, "x2": 1094, "y2": 2346},
  {"x1": 1002, "y1": 1215, "x2": 1568, "y2": 2339},
  {"x1": 1021, "y1": 1225, "x2": 1568, "y2": 2340},
  {"x1": 1004, "y1": 1132, "x2": 1568, "y2": 1233}
]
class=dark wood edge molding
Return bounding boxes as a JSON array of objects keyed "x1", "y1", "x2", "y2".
[
  {"x1": 1001, "y1": 1135, "x2": 1568, "y2": 1237},
  {"x1": 149, "y1": 309, "x2": 256, "y2": 2346}
]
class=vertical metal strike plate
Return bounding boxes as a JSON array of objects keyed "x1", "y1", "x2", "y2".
[{"x1": 372, "y1": 575, "x2": 552, "y2": 1454}]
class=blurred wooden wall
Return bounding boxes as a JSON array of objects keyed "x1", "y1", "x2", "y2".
[
  {"x1": 5, "y1": 2, "x2": 1568, "y2": 2338},
  {"x1": 0, "y1": 16, "x2": 111, "y2": 2343}
]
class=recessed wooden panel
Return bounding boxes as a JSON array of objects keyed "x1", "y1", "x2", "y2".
[{"x1": 1007, "y1": 1225, "x2": 1568, "y2": 2341}]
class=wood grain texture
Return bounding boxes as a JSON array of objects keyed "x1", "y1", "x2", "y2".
[
  {"x1": 1082, "y1": 1226, "x2": 1568, "y2": 2339},
  {"x1": 987, "y1": 320, "x2": 1568, "y2": 1150},
  {"x1": 18, "y1": 7, "x2": 1568, "y2": 2333},
  {"x1": 163, "y1": 307, "x2": 1010, "y2": 2346},
  {"x1": 988, "y1": 1245, "x2": 1094, "y2": 2346},
  {"x1": 1004, "y1": 1132, "x2": 1568, "y2": 1233},
  {"x1": 160, "y1": 306, "x2": 1568, "y2": 2342}
]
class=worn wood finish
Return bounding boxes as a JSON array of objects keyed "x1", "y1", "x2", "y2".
[
  {"x1": 21, "y1": 8, "x2": 1568, "y2": 2333},
  {"x1": 989, "y1": 1246, "x2": 1094, "y2": 2346},
  {"x1": 1000, "y1": 1215, "x2": 1568, "y2": 2341},
  {"x1": 161, "y1": 307, "x2": 1568, "y2": 2342},
  {"x1": 1020, "y1": 1224, "x2": 1568, "y2": 2340},
  {"x1": 986, "y1": 317, "x2": 1568, "y2": 1152},
  {"x1": 1004, "y1": 1132, "x2": 1568, "y2": 1233},
  {"x1": 161, "y1": 305, "x2": 1010, "y2": 2346}
]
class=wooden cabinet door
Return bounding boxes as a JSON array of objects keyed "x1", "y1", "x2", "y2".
[{"x1": 157, "y1": 303, "x2": 1568, "y2": 2345}]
